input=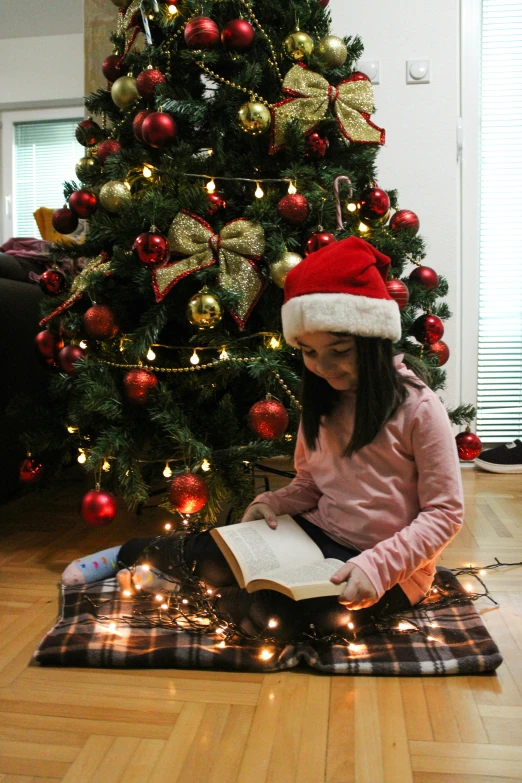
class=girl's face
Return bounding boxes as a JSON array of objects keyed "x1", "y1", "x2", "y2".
[{"x1": 297, "y1": 332, "x2": 358, "y2": 392}]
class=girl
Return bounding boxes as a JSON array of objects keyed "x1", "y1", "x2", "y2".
[{"x1": 62, "y1": 237, "x2": 464, "y2": 640}]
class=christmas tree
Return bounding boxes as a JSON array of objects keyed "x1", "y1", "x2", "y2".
[{"x1": 23, "y1": 0, "x2": 479, "y2": 526}]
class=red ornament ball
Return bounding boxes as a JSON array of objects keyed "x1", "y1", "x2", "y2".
[
  {"x1": 132, "y1": 109, "x2": 154, "y2": 142},
  {"x1": 428, "y1": 340, "x2": 450, "y2": 367},
  {"x1": 75, "y1": 119, "x2": 102, "y2": 147},
  {"x1": 305, "y1": 231, "x2": 337, "y2": 255},
  {"x1": 123, "y1": 369, "x2": 158, "y2": 404},
  {"x1": 390, "y1": 209, "x2": 420, "y2": 235},
  {"x1": 359, "y1": 187, "x2": 391, "y2": 223},
  {"x1": 277, "y1": 194, "x2": 310, "y2": 225},
  {"x1": 83, "y1": 305, "x2": 119, "y2": 341},
  {"x1": 221, "y1": 19, "x2": 255, "y2": 50},
  {"x1": 411, "y1": 314, "x2": 444, "y2": 345},
  {"x1": 305, "y1": 132, "x2": 329, "y2": 159},
  {"x1": 318, "y1": 0, "x2": 330, "y2": 6},
  {"x1": 207, "y1": 192, "x2": 227, "y2": 216},
  {"x1": 51, "y1": 207, "x2": 79, "y2": 235},
  {"x1": 39, "y1": 269, "x2": 67, "y2": 296},
  {"x1": 184, "y1": 16, "x2": 220, "y2": 49},
  {"x1": 35, "y1": 330, "x2": 62, "y2": 359},
  {"x1": 385, "y1": 279, "x2": 410, "y2": 310},
  {"x1": 58, "y1": 344, "x2": 85, "y2": 374},
  {"x1": 69, "y1": 190, "x2": 98, "y2": 219},
  {"x1": 409, "y1": 265, "x2": 439, "y2": 291},
  {"x1": 456, "y1": 431, "x2": 482, "y2": 462},
  {"x1": 81, "y1": 489, "x2": 118, "y2": 527},
  {"x1": 168, "y1": 472, "x2": 209, "y2": 515},
  {"x1": 141, "y1": 112, "x2": 177, "y2": 148},
  {"x1": 102, "y1": 54, "x2": 129, "y2": 83},
  {"x1": 19, "y1": 457, "x2": 44, "y2": 484},
  {"x1": 248, "y1": 400, "x2": 289, "y2": 440},
  {"x1": 133, "y1": 232, "x2": 170, "y2": 267},
  {"x1": 136, "y1": 68, "x2": 166, "y2": 99},
  {"x1": 96, "y1": 139, "x2": 122, "y2": 166}
]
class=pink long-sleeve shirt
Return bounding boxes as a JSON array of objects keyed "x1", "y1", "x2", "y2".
[{"x1": 249, "y1": 355, "x2": 464, "y2": 606}]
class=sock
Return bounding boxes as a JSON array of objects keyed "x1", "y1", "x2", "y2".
[
  {"x1": 131, "y1": 565, "x2": 181, "y2": 594},
  {"x1": 61, "y1": 545, "x2": 122, "y2": 586}
]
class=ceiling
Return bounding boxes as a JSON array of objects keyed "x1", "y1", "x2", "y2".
[{"x1": 0, "y1": 0, "x2": 83, "y2": 39}]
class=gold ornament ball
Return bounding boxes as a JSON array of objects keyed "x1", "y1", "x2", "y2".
[
  {"x1": 99, "y1": 180, "x2": 131, "y2": 213},
  {"x1": 111, "y1": 75, "x2": 139, "y2": 110},
  {"x1": 316, "y1": 35, "x2": 348, "y2": 69},
  {"x1": 238, "y1": 102, "x2": 272, "y2": 135},
  {"x1": 270, "y1": 252, "x2": 303, "y2": 289},
  {"x1": 75, "y1": 156, "x2": 97, "y2": 179},
  {"x1": 284, "y1": 30, "x2": 314, "y2": 61},
  {"x1": 187, "y1": 288, "x2": 223, "y2": 329}
]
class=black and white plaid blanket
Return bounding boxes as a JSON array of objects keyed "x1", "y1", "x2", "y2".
[{"x1": 33, "y1": 568, "x2": 502, "y2": 675}]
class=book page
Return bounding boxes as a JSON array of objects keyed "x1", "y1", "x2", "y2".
[
  {"x1": 263, "y1": 558, "x2": 345, "y2": 588},
  {"x1": 214, "y1": 516, "x2": 324, "y2": 583}
]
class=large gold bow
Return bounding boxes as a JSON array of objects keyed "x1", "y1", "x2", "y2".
[
  {"x1": 152, "y1": 211, "x2": 266, "y2": 329},
  {"x1": 270, "y1": 64, "x2": 385, "y2": 153}
]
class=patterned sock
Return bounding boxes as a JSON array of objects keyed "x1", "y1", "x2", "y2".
[{"x1": 61, "y1": 545, "x2": 122, "y2": 586}]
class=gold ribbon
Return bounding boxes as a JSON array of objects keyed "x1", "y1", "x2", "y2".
[
  {"x1": 152, "y1": 211, "x2": 266, "y2": 329},
  {"x1": 271, "y1": 64, "x2": 385, "y2": 152},
  {"x1": 39, "y1": 253, "x2": 112, "y2": 326}
]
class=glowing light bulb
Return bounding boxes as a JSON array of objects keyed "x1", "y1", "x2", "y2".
[
  {"x1": 123, "y1": 590, "x2": 131, "y2": 597},
  {"x1": 269, "y1": 337, "x2": 280, "y2": 349},
  {"x1": 348, "y1": 643, "x2": 360, "y2": 652},
  {"x1": 347, "y1": 202, "x2": 357, "y2": 212},
  {"x1": 143, "y1": 165, "x2": 152, "y2": 178},
  {"x1": 182, "y1": 519, "x2": 189, "y2": 525},
  {"x1": 206, "y1": 179, "x2": 216, "y2": 193},
  {"x1": 102, "y1": 459, "x2": 111, "y2": 472},
  {"x1": 465, "y1": 583, "x2": 473, "y2": 593},
  {"x1": 347, "y1": 621, "x2": 354, "y2": 630},
  {"x1": 168, "y1": 4, "x2": 178, "y2": 15},
  {"x1": 358, "y1": 222, "x2": 369, "y2": 233},
  {"x1": 161, "y1": 603, "x2": 168, "y2": 610},
  {"x1": 255, "y1": 182, "x2": 264, "y2": 199},
  {"x1": 164, "y1": 522, "x2": 172, "y2": 531},
  {"x1": 190, "y1": 350, "x2": 199, "y2": 366},
  {"x1": 287, "y1": 181, "x2": 297, "y2": 195},
  {"x1": 155, "y1": 594, "x2": 164, "y2": 602},
  {"x1": 430, "y1": 622, "x2": 438, "y2": 628},
  {"x1": 108, "y1": 622, "x2": 117, "y2": 632},
  {"x1": 201, "y1": 459, "x2": 211, "y2": 472},
  {"x1": 217, "y1": 640, "x2": 226, "y2": 648},
  {"x1": 259, "y1": 648, "x2": 274, "y2": 660},
  {"x1": 77, "y1": 450, "x2": 86, "y2": 464},
  {"x1": 268, "y1": 618, "x2": 278, "y2": 628},
  {"x1": 147, "y1": 348, "x2": 156, "y2": 361},
  {"x1": 163, "y1": 463, "x2": 172, "y2": 478},
  {"x1": 182, "y1": 598, "x2": 189, "y2": 604},
  {"x1": 479, "y1": 569, "x2": 486, "y2": 575},
  {"x1": 142, "y1": 564, "x2": 150, "y2": 572},
  {"x1": 79, "y1": 340, "x2": 88, "y2": 350},
  {"x1": 67, "y1": 425, "x2": 77, "y2": 433},
  {"x1": 427, "y1": 636, "x2": 436, "y2": 642},
  {"x1": 207, "y1": 588, "x2": 213, "y2": 595},
  {"x1": 219, "y1": 348, "x2": 229, "y2": 360}
]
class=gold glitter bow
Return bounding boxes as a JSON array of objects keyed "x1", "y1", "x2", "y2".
[
  {"x1": 270, "y1": 64, "x2": 385, "y2": 153},
  {"x1": 152, "y1": 211, "x2": 266, "y2": 329},
  {"x1": 39, "y1": 252, "x2": 112, "y2": 327}
]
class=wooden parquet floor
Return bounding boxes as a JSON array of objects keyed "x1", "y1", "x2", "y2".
[{"x1": 0, "y1": 465, "x2": 521, "y2": 783}]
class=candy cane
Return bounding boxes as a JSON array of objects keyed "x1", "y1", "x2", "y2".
[{"x1": 333, "y1": 175, "x2": 353, "y2": 230}]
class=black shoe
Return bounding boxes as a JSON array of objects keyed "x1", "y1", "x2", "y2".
[{"x1": 475, "y1": 439, "x2": 522, "y2": 473}]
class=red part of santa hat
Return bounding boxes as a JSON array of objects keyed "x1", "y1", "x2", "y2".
[{"x1": 281, "y1": 236, "x2": 402, "y2": 346}]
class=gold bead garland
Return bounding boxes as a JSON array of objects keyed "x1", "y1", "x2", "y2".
[
  {"x1": 237, "y1": 0, "x2": 284, "y2": 86},
  {"x1": 272, "y1": 370, "x2": 302, "y2": 411},
  {"x1": 195, "y1": 60, "x2": 270, "y2": 107}
]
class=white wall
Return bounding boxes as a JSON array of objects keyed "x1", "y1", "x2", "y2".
[{"x1": 331, "y1": 0, "x2": 462, "y2": 411}]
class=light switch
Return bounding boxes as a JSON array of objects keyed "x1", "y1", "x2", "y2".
[
  {"x1": 406, "y1": 60, "x2": 430, "y2": 84},
  {"x1": 357, "y1": 60, "x2": 380, "y2": 85}
]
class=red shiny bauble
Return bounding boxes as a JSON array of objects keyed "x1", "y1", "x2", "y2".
[
  {"x1": 248, "y1": 400, "x2": 289, "y2": 440},
  {"x1": 81, "y1": 489, "x2": 118, "y2": 526},
  {"x1": 390, "y1": 209, "x2": 420, "y2": 235},
  {"x1": 277, "y1": 194, "x2": 310, "y2": 225},
  {"x1": 305, "y1": 132, "x2": 329, "y2": 159},
  {"x1": 51, "y1": 207, "x2": 79, "y2": 235},
  {"x1": 83, "y1": 304, "x2": 119, "y2": 341},
  {"x1": 35, "y1": 330, "x2": 63, "y2": 359},
  {"x1": 75, "y1": 119, "x2": 102, "y2": 147},
  {"x1": 96, "y1": 139, "x2": 122, "y2": 166},
  {"x1": 184, "y1": 16, "x2": 220, "y2": 49},
  {"x1": 136, "y1": 68, "x2": 166, "y2": 99},
  {"x1": 123, "y1": 369, "x2": 158, "y2": 404},
  {"x1": 428, "y1": 340, "x2": 450, "y2": 367},
  {"x1": 102, "y1": 54, "x2": 129, "y2": 83},
  {"x1": 57, "y1": 345, "x2": 85, "y2": 374},
  {"x1": 305, "y1": 231, "x2": 337, "y2": 255},
  {"x1": 411, "y1": 314, "x2": 444, "y2": 345},
  {"x1": 221, "y1": 19, "x2": 255, "y2": 50},
  {"x1": 359, "y1": 187, "x2": 391, "y2": 222},
  {"x1": 141, "y1": 112, "x2": 177, "y2": 148},
  {"x1": 207, "y1": 192, "x2": 227, "y2": 215},
  {"x1": 19, "y1": 457, "x2": 44, "y2": 484},
  {"x1": 456, "y1": 431, "x2": 482, "y2": 462},
  {"x1": 409, "y1": 265, "x2": 439, "y2": 291},
  {"x1": 39, "y1": 269, "x2": 67, "y2": 296},
  {"x1": 133, "y1": 232, "x2": 170, "y2": 267},
  {"x1": 168, "y1": 472, "x2": 209, "y2": 514},
  {"x1": 132, "y1": 109, "x2": 154, "y2": 142},
  {"x1": 385, "y1": 279, "x2": 410, "y2": 310},
  {"x1": 318, "y1": 0, "x2": 330, "y2": 6},
  {"x1": 69, "y1": 190, "x2": 98, "y2": 219}
]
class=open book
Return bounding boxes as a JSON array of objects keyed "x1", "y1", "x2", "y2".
[{"x1": 209, "y1": 515, "x2": 347, "y2": 601}]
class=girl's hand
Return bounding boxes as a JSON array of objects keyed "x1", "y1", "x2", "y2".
[
  {"x1": 241, "y1": 503, "x2": 278, "y2": 529},
  {"x1": 330, "y1": 562, "x2": 379, "y2": 609}
]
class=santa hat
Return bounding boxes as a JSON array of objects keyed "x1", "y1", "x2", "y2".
[{"x1": 281, "y1": 236, "x2": 402, "y2": 346}]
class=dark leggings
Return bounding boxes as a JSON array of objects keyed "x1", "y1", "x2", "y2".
[{"x1": 119, "y1": 515, "x2": 413, "y2": 641}]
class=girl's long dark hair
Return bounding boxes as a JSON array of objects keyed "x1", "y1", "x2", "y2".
[{"x1": 301, "y1": 336, "x2": 427, "y2": 456}]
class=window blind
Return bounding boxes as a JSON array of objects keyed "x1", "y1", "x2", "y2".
[
  {"x1": 13, "y1": 118, "x2": 83, "y2": 238},
  {"x1": 477, "y1": 1, "x2": 522, "y2": 442}
]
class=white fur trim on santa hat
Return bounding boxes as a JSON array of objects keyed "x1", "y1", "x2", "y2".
[{"x1": 281, "y1": 292, "x2": 402, "y2": 346}]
